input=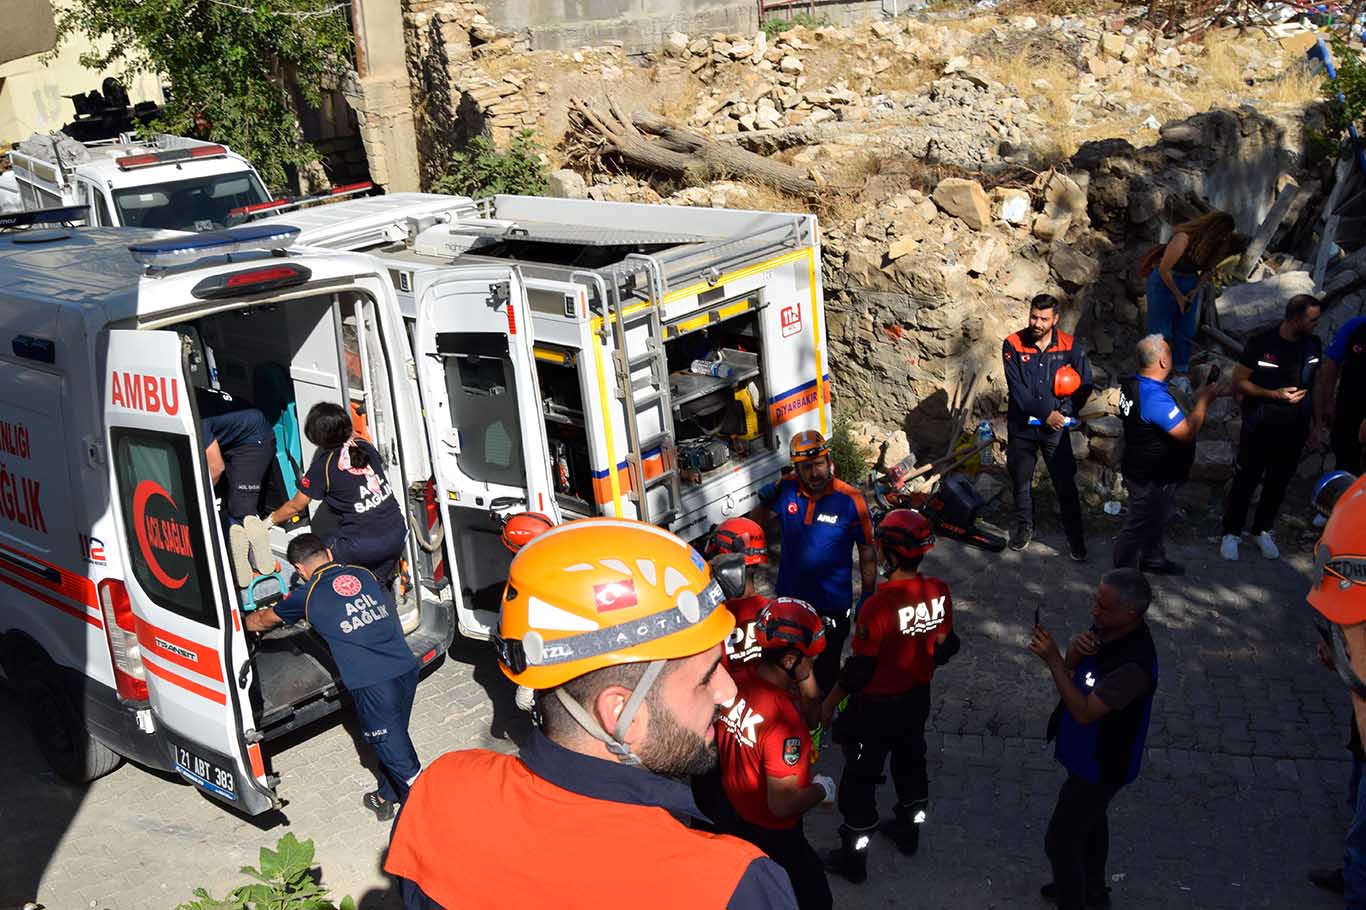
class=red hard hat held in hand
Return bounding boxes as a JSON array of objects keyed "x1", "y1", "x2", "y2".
[
  {"x1": 501, "y1": 511, "x2": 555, "y2": 553},
  {"x1": 706, "y1": 517, "x2": 767, "y2": 566},
  {"x1": 1054, "y1": 364, "x2": 1082, "y2": 398},
  {"x1": 755, "y1": 597, "x2": 826, "y2": 657}
]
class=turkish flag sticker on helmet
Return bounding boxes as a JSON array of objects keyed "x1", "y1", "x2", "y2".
[{"x1": 593, "y1": 579, "x2": 638, "y2": 613}]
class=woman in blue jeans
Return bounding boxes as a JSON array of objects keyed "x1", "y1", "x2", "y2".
[{"x1": 1144, "y1": 210, "x2": 1237, "y2": 382}]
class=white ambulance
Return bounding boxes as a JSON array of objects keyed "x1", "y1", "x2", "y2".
[
  {"x1": 252, "y1": 192, "x2": 832, "y2": 634},
  {"x1": 0, "y1": 213, "x2": 453, "y2": 815},
  {"x1": 0, "y1": 194, "x2": 830, "y2": 814}
]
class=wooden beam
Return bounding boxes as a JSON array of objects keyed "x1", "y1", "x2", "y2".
[
  {"x1": 1314, "y1": 213, "x2": 1341, "y2": 291},
  {"x1": 1236, "y1": 178, "x2": 1298, "y2": 280}
]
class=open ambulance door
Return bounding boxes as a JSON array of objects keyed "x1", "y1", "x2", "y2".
[
  {"x1": 103, "y1": 330, "x2": 276, "y2": 815},
  {"x1": 412, "y1": 266, "x2": 558, "y2": 639}
]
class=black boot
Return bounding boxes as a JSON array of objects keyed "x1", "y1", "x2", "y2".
[
  {"x1": 825, "y1": 824, "x2": 873, "y2": 883},
  {"x1": 880, "y1": 800, "x2": 924, "y2": 856}
]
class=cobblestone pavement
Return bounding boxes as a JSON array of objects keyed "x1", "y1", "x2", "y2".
[{"x1": 1, "y1": 528, "x2": 1353, "y2": 910}]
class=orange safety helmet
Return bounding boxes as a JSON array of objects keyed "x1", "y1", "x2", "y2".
[
  {"x1": 1308, "y1": 472, "x2": 1366, "y2": 627},
  {"x1": 789, "y1": 429, "x2": 830, "y2": 464},
  {"x1": 876, "y1": 509, "x2": 936, "y2": 562},
  {"x1": 495, "y1": 518, "x2": 733, "y2": 691},
  {"x1": 706, "y1": 517, "x2": 767, "y2": 566},
  {"x1": 501, "y1": 511, "x2": 555, "y2": 553},
  {"x1": 754, "y1": 597, "x2": 826, "y2": 657},
  {"x1": 1054, "y1": 364, "x2": 1082, "y2": 398}
]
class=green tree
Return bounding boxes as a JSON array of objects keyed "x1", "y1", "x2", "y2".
[
  {"x1": 54, "y1": 0, "x2": 354, "y2": 191},
  {"x1": 431, "y1": 130, "x2": 549, "y2": 197}
]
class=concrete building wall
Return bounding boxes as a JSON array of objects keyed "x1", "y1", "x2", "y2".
[
  {"x1": 0, "y1": 35, "x2": 164, "y2": 148},
  {"x1": 484, "y1": 0, "x2": 757, "y2": 52}
]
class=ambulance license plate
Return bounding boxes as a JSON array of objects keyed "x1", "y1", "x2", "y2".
[{"x1": 174, "y1": 744, "x2": 238, "y2": 802}]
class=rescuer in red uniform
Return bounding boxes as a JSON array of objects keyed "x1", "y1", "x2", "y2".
[
  {"x1": 822, "y1": 509, "x2": 961, "y2": 883},
  {"x1": 715, "y1": 597, "x2": 836, "y2": 910}
]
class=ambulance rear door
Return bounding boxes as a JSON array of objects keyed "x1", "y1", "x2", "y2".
[
  {"x1": 103, "y1": 329, "x2": 276, "y2": 814},
  {"x1": 412, "y1": 266, "x2": 558, "y2": 638}
]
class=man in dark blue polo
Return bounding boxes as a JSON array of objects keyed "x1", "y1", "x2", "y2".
[
  {"x1": 245, "y1": 533, "x2": 420, "y2": 821},
  {"x1": 1028, "y1": 569, "x2": 1158, "y2": 910},
  {"x1": 753, "y1": 429, "x2": 876, "y2": 693}
]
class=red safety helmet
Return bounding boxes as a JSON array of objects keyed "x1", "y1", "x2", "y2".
[
  {"x1": 501, "y1": 511, "x2": 555, "y2": 553},
  {"x1": 789, "y1": 429, "x2": 830, "y2": 464},
  {"x1": 755, "y1": 597, "x2": 826, "y2": 657},
  {"x1": 706, "y1": 517, "x2": 767, "y2": 566},
  {"x1": 876, "y1": 509, "x2": 936, "y2": 561},
  {"x1": 1054, "y1": 364, "x2": 1082, "y2": 398},
  {"x1": 1309, "y1": 472, "x2": 1366, "y2": 627}
]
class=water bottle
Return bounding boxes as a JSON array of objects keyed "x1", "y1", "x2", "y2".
[
  {"x1": 976, "y1": 421, "x2": 993, "y2": 466},
  {"x1": 690, "y1": 359, "x2": 734, "y2": 379}
]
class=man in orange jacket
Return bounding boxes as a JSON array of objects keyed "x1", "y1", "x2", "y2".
[{"x1": 385, "y1": 519, "x2": 798, "y2": 910}]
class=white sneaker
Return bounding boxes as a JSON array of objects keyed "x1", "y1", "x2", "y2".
[
  {"x1": 1220, "y1": 534, "x2": 1240, "y2": 561},
  {"x1": 1255, "y1": 531, "x2": 1280, "y2": 560}
]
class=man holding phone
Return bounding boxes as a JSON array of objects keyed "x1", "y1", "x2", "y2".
[
  {"x1": 1113, "y1": 334, "x2": 1225, "y2": 574},
  {"x1": 1027, "y1": 569, "x2": 1158, "y2": 910},
  {"x1": 1221, "y1": 294, "x2": 1323, "y2": 561}
]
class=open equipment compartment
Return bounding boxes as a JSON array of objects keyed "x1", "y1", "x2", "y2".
[{"x1": 253, "y1": 192, "x2": 828, "y2": 548}]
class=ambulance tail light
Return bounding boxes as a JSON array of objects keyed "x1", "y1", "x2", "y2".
[
  {"x1": 191, "y1": 263, "x2": 312, "y2": 300},
  {"x1": 116, "y1": 144, "x2": 228, "y2": 170},
  {"x1": 98, "y1": 578, "x2": 148, "y2": 702}
]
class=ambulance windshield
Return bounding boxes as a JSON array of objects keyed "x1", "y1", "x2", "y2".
[{"x1": 113, "y1": 171, "x2": 271, "y2": 233}]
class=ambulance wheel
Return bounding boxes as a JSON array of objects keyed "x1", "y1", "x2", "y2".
[{"x1": 20, "y1": 661, "x2": 122, "y2": 783}]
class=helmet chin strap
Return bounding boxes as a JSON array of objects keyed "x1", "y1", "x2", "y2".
[
  {"x1": 553, "y1": 659, "x2": 668, "y2": 766},
  {"x1": 1330, "y1": 625, "x2": 1366, "y2": 700}
]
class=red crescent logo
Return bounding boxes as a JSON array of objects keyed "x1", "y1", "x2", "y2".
[{"x1": 132, "y1": 480, "x2": 190, "y2": 590}]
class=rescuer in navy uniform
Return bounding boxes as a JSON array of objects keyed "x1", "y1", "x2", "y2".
[
  {"x1": 1027, "y1": 568, "x2": 1158, "y2": 910},
  {"x1": 245, "y1": 533, "x2": 420, "y2": 821}
]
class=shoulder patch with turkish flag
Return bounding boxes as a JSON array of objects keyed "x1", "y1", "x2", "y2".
[{"x1": 782, "y1": 737, "x2": 802, "y2": 766}]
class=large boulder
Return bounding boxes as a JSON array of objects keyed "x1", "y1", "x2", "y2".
[
  {"x1": 932, "y1": 178, "x2": 992, "y2": 230},
  {"x1": 1051, "y1": 244, "x2": 1101, "y2": 287},
  {"x1": 1214, "y1": 271, "x2": 1315, "y2": 335}
]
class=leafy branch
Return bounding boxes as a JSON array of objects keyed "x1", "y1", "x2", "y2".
[
  {"x1": 177, "y1": 834, "x2": 356, "y2": 910},
  {"x1": 53, "y1": 0, "x2": 355, "y2": 191}
]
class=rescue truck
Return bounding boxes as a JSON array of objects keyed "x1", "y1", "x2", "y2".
[
  {"x1": 8, "y1": 131, "x2": 272, "y2": 232},
  {"x1": 253, "y1": 192, "x2": 831, "y2": 636},
  {"x1": 0, "y1": 193, "x2": 830, "y2": 815}
]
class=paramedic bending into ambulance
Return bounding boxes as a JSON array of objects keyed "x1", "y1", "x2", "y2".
[
  {"x1": 267, "y1": 403, "x2": 408, "y2": 587},
  {"x1": 244, "y1": 533, "x2": 420, "y2": 822}
]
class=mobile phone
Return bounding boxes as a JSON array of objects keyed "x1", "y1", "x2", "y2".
[
  {"x1": 1207, "y1": 364, "x2": 1222, "y2": 385},
  {"x1": 1034, "y1": 606, "x2": 1041, "y2": 627}
]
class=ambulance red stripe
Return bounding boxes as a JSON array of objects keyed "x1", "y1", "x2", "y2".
[
  {"x1": 0, "y1": 570, "x2": 103, "y2": 629},
  {"x1": 0, "y1": 539, "x2": 100, "y2": 615},
  {"x1": 134, "y1": 620, "x2": 225, "y2": 682},
  {"x1": 143, "y1": 656, "x2": 227, "y2": 705}
]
